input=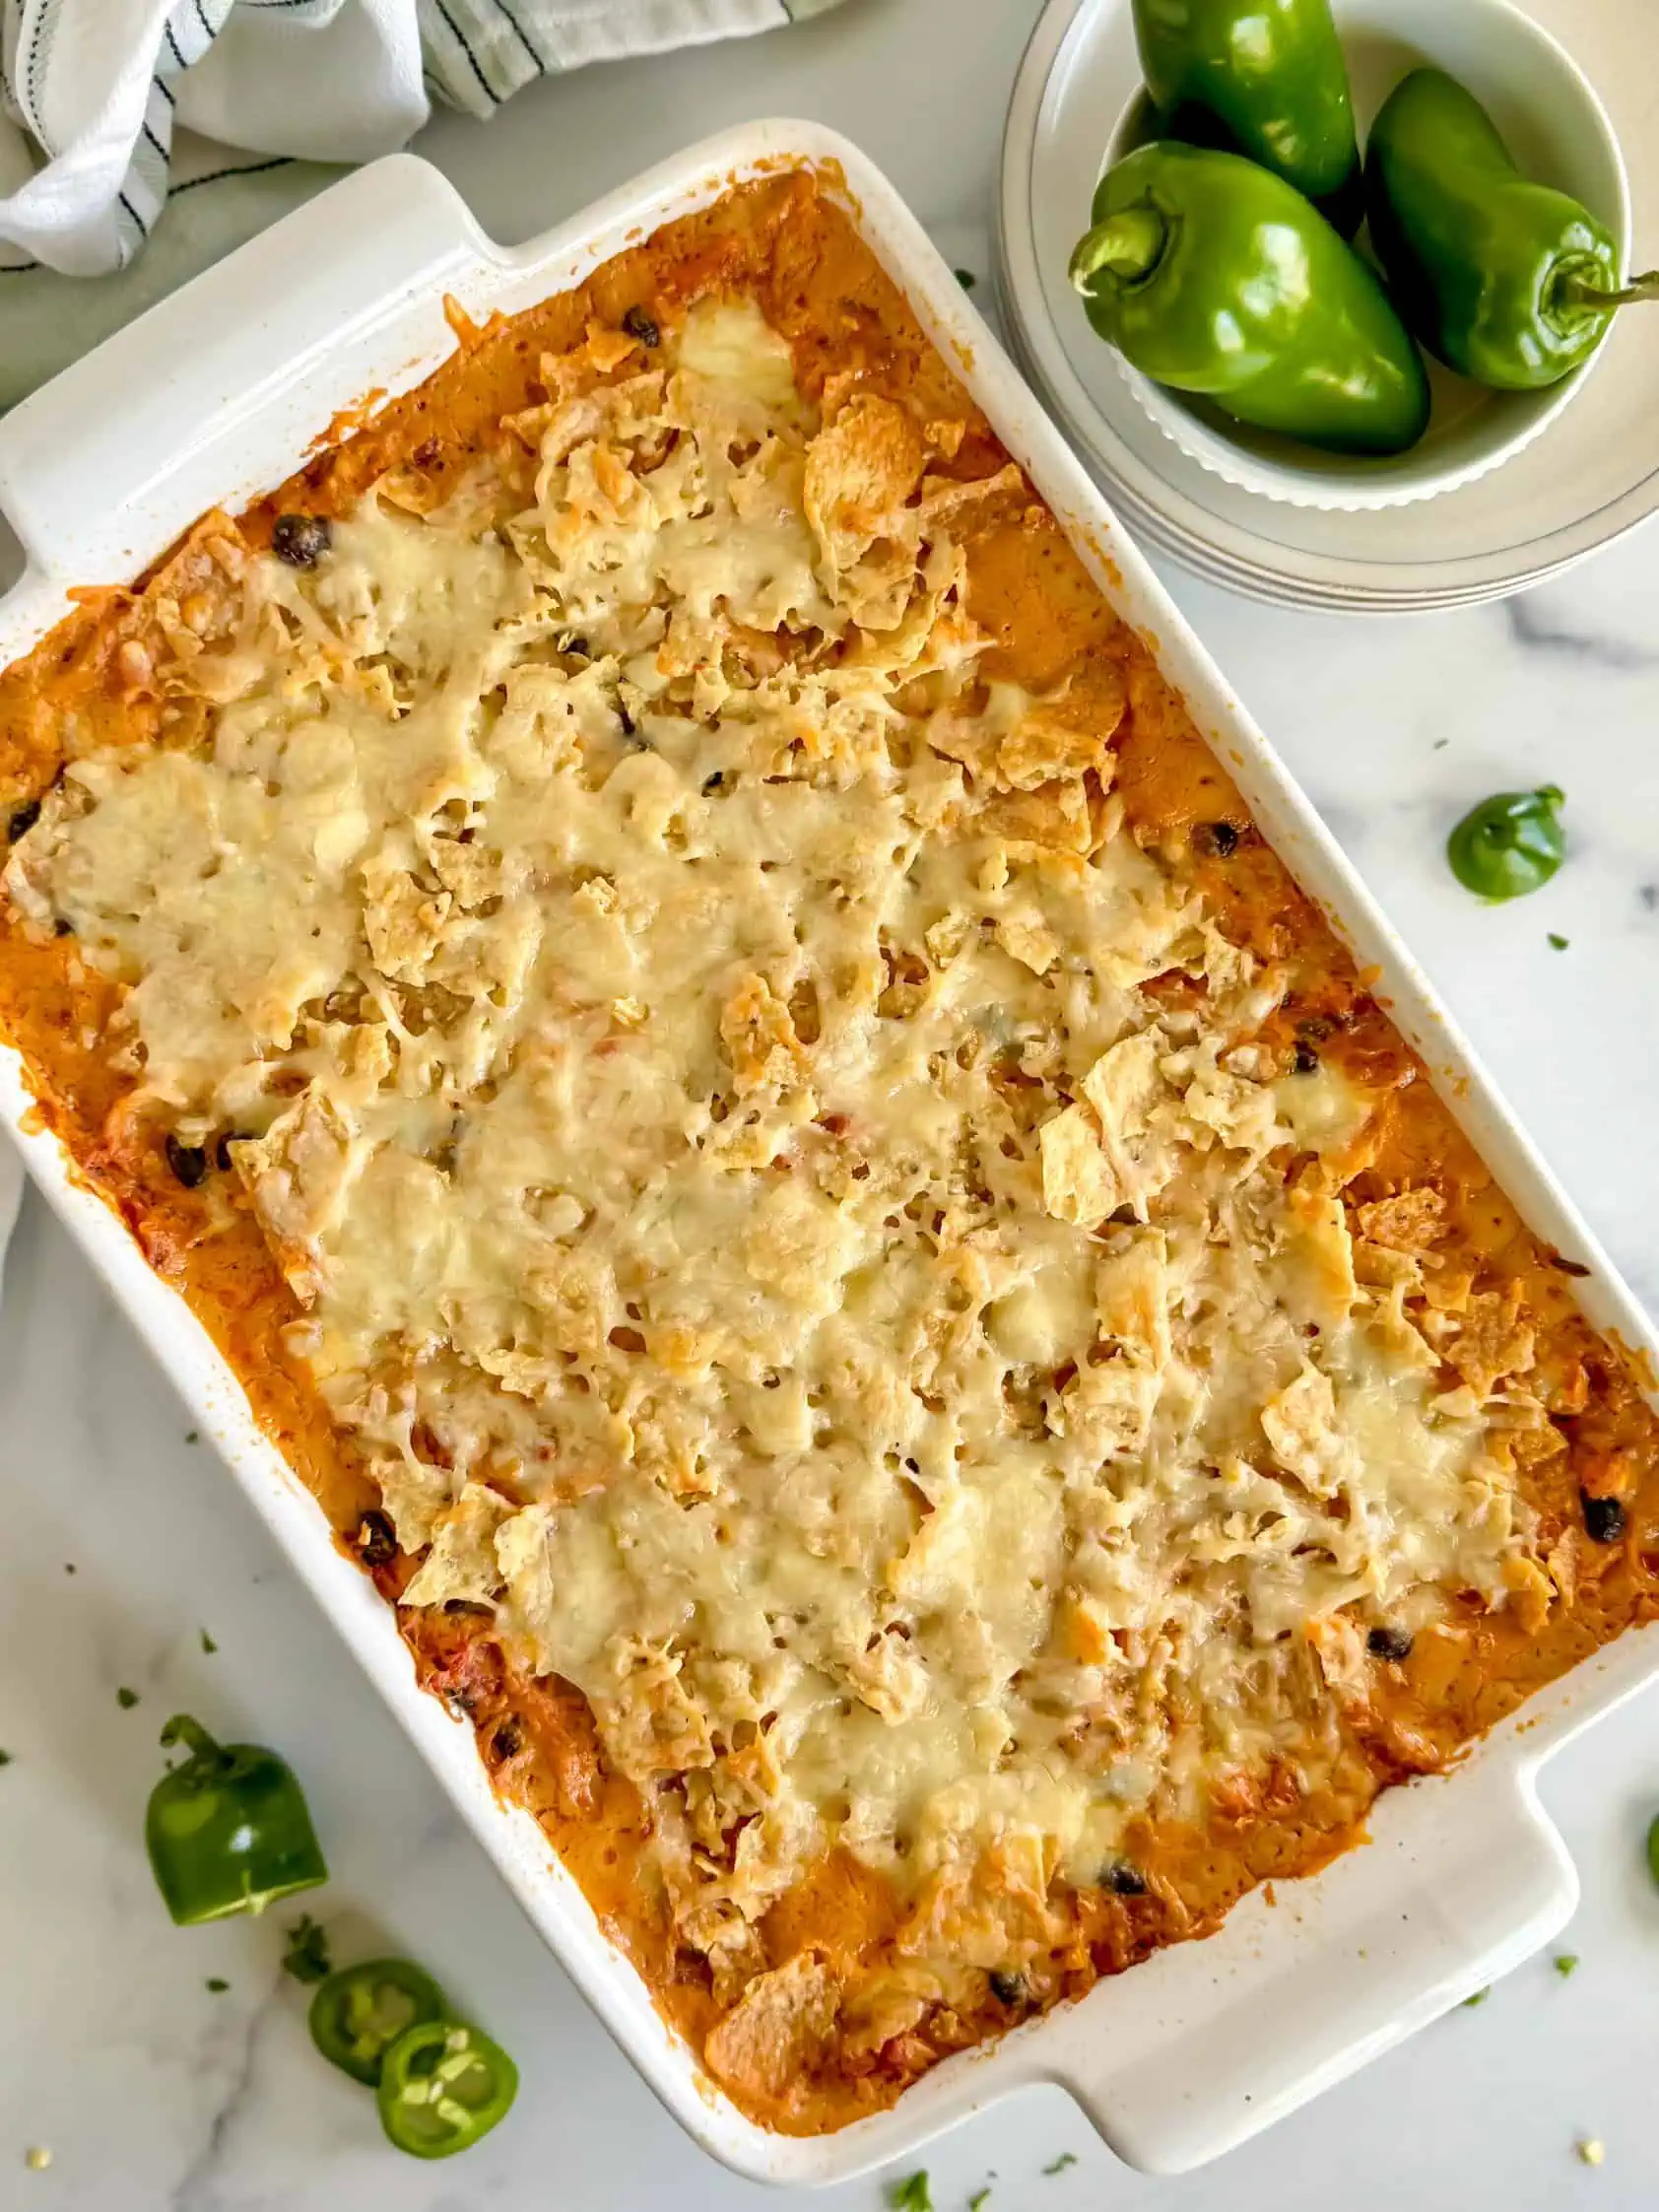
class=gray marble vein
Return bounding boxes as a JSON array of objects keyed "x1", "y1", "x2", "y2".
[
  {"x1": 168, "y1": 1981, "x2": 280, "y2": 2212},
  {"x1": 1504, "y1": 591, "x2": 1659, "y2": 672}
]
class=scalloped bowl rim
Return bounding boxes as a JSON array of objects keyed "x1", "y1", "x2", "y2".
[{"x1": 1097, "y1": 0, "x2": 1632, "y2": 512}]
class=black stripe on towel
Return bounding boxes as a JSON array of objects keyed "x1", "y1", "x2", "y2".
[{"x1": 428, "y1": 0, "x2": 506, "y2": 105}]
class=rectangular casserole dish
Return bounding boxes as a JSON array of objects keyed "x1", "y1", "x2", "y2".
[{"x1": 0, "y1": 123, "x2": 1655, "y2": 2184}]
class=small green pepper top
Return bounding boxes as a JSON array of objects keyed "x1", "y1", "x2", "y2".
[
  {"x1": 145, "y1": 1714, "x2": 328, "y2": 1925},
  {"x1": 1446, "y1": 786, "x2": 1565, "y2": 901},
  {"x1": 1070, "y1": 143, "x2": 1429, "y2": 455},
  {"x1": 1132, "y1": 0, "x2": 1361, "y2": 234},
  {"x1": 1366, "y1": 70, "x2": 1659, "y2": 391}
]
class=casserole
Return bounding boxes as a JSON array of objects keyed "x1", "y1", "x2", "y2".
[{"x1": 0, "y1": 124, "x2": 1655, "y2": 2180}]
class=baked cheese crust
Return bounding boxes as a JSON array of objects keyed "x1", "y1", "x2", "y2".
[{"x1": 1, "y1": 171, "x2": 1653, "y2": 2133}]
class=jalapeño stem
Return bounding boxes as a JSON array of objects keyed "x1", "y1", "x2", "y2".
[
  {"x1": 1555, "y1": 267, "x2": 1659, "y2": 312},
  {"x1": 1068, "y1": 207, "x2": 1170, "y2": 293},
  {"x1": 159, "y1": 1713, "x2": 226, "y2": 1766}
]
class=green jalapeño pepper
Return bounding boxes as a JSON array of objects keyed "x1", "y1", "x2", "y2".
[
  {"x1": 309, "y1": 1960, "x2": 450, "y2": 2087},
  {"x1": 1447, "y1": 785, "x2": 1565, "y2": 901},
  {"x1": 1132, "y1": 0, "x2": 1361, "y2": 234},
  {"x1": 377, "y1": 2018, "x2": 518, "y2": 2159},
  {"x1": 145, "y1": 1714, "x2": 328, "y2": 1925},
  {"x1": 1070, "y1": 144, "x2": 1429, "y2": 455},
  {"x1": 1366, "y1": 70, "x2": 1659, "y2": 391}
]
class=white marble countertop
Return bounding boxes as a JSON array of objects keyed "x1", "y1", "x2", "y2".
[{"x1": 4, "y1": 4, "x2": 1659, "y2": 2207}]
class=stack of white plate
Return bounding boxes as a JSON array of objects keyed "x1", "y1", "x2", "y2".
[{"x1": 996, "y1": 0, "x2": 1659, "y2": 612}]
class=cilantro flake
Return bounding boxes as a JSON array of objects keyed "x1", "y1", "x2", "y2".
[
  {"x1": 887, "y1": 2175, "x2": 934, "y2": 2212},
  {"x1": 281, "y1": 1914, "x2": 332, "y2": 1985},
  {"x1": 1042, "y1": 2153, "x2": 1078, "y2": 2176},
  {"x1": 116, "y1": 1687, "x2": 139, "y2": 1710},
  {"x1": 1555, "y1": 1954, "x2": 1579, "y2": 1977}
]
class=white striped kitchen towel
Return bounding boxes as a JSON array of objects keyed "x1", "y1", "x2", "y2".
[{"x1": 0, "y1": 0, "x2": 844, "y2": 402}]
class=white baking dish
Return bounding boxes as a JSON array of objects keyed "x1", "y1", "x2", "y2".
[{"x1": 0, "y1": 123, "x2": 1654, "y2": 2187}]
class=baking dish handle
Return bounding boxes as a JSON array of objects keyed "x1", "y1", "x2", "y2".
[
  {"x1": 0, "y1": 154, "x2": 485, "y2": 590},
  {"x1": 1030, "y1": 1750, "x2": 1575, "y2": 2174}
]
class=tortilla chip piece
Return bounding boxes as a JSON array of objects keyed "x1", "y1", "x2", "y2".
[
  {"x1": 373, "y1": 1452, "x2": 453, "y2": 1554},
  {"x1": 803, "y1": 394, "x2": 925, "y2": 578},
  {"x1": 1038, "y1": 1102, "x2": 1119, "y2": 1229},
  {"x1": 1261, "y1": 1364, "x2": 1349, "y2": 1497},
  {"x1": 911, "y1": 461, "x2": 1027, "y2": 536},
  {"x1": 743, "y1": 1181, "x2": 862, "y2": 1310},
  {"x1": 1358, "y1": 1186, "x2": 1445, "y2": 1252},
  {"x1": 1094, "y1": 1227, "x2": 1171, "y2": 1368},
  {"x1": 604, "y1": 1637, "x2": 716, "y2": 1778},
  {"x1": 1354, "y1": 1240, "x2": 1422, "y2": 1292},
  {"x1": 495, "y1": 1502, "x2": 558, "y2": 1670},
  {"x1": 1059, "y1": 1351, "x2": 1161, "y2": 1459},
  {"x1": 1080, "y1": 1031, "x2": 1174, "y2": 1220},
  {"x1": 1447, "y1": 1287, "x2": 1536, "y2": 1397},
  {"x1": 977, "y1": 777, "x2": 1093, "y2": 856},
  {"x1": 720, "y1": 972, "x2": 808, "y2": 1095},
  {"x1": 997, "y1": 694, "x2": 1120, "y2": 792},
  {"x1": 361, "y1": 855, "x2": 453, "y2": 983},
  {"x1": 996, "y1": 909, "x2": 1061, "y2": 975},
  {"x1": 1285, "y1": 1186, "x2": 1360, "y2": 1331},
  {"x1": 703, "y1": 1952, "x2": 840, "y2": 2103},
  {"x1": 1083, "y1": 1030, "x2": 1161, "y2": 1144},
  {"x1": 400, "y1": 1481, "x2": 511, "y2": 1609},
  {"x1": 1182, "y1": 1060, "x2": 1281, "y2": 1164},
  {"x1": 1503, "y1": 1552, "x2": 1555, "y2": 1636},
  {"x1": 1423, "y1": 1259, "x2": 1476, "y2": 1313},
  {"x1": 236, "y1": 1088, "x2": 367, "y2": 1301}
]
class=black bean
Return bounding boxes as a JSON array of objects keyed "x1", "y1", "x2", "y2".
[
  {"x1": 1547, "y1": 1251, "x2": 1591, "y2": 1279},
  {"x1": 1194, "y1": 820, "x2": 1239, "y2": 859},
  {"x1": 987, "y1": 1970, "x2": 1027, "y2": 2006},
  {"x1": 354, "y1": 1509, "x2": 398, "y2": 1569},
  {"x1": 493, "y1": 1717, "x2": 525, "y2": 1760},
  {"x1": 623, "y1": 303, "x2": 660, "y2": 349},
  {"x1": 165, "y1": 1135, "x2": 210, "y2": 1188},
  {"x1": 1581, "y1": 1491, "x2": 1627, "y2": 1545},
  {"x1": 1367, "y1": 1625, "x2": 1415, "y2": 1662},
  {"x1": 1102, "y1": 1861, "x2": 1147, "y2": 1897},
  {"x1": 7, "y1": 798, "x2": 40, "y2": 842},
  {"x1": 271, "y1": 512, "x2": 332, "y2": 569},
  {"x1": 1293, "y1": 1041, "x2": 1320, "y2": 1075}
]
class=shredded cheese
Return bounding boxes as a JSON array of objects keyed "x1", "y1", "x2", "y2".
[{"x1": 6, "y1": 296, "x2": 1526, "y2": 1981}]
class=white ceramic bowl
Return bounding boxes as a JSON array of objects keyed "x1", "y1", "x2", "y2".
[{"x1": 1099, "y1": 0, "x2": 1631, "y2": 510}]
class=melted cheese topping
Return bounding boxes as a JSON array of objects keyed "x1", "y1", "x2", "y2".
[{"x1": 6, "y1": 300, "x2": 1525, "y2": 1960}]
